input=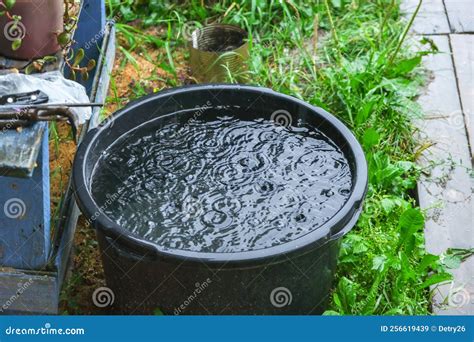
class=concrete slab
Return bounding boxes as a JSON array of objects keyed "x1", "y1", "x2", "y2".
[
  {"x1": 416, "y1": 35, "x2": 474, "y2": 315},
  {"x1": 401, "y1": 0, "x2": 451, "y2": 34},
  {"x1": 444, "y1": 0, "x2": 474, "y2": 33},
  {"x1": 450, "y1": 34, "x2": 474, "y2": 158}
]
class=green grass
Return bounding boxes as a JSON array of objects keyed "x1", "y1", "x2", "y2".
[{"x1": 104, "y1": 0, "x2": 459, "y2": 315}]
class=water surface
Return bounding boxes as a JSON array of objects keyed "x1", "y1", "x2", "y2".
[{"x1": 91, "y1": 116, "x2": 352, "y2": 253}]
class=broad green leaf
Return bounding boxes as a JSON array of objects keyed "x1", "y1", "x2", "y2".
[
  {"x1": 391, "y1": 56, "x2": 422, "y2": 76},
  {"x1": 333, "y1": 293, "x2": 342, "y2": 312},
  {"x1": 73, "y1": 48, "x2": 85, "y2": 66},
  {"x1": 5, "y1": 0, "x2": 16, "y2": 10},
  {"x1": 417, "y1": 254, "x2": 439, "y2": 273},
  {"x1": 418, "y1": 272, "x2": 452, "y2": 289},
  {"x1": 405, "y1": 234, "x2": 416, "y2": 256},
  {"x1": 398, "y1": 208, "x2": 424, "y2": 245},
  {"x1": 399, "y1": 208, "x2": 424, "y2": 230},
  {"x1": 380, "y1": 196, "x2": 404, "y2": 213},
  {"x1": 11, "y1": 38, "x2": 21, "y2": 51},
  {"x1": 372, "y1": 255, "x2": 387, "y2": 272},
  {"x1": 355, "y1": 98, "x2": 377, "y2": 125},
  {"x1": 441, "y1": 254, "x2": 462, "y2": 269},
  {"x1": 353, "y1": 240, "x2": 368, "y2": 254},
  {"x1": 400, "y1": 252, "x2": 416, "y2": 280},
  {"x1": 337, "y1": 277, "x2": 357, "y2": 313},
  {"x1": 363, "y1": 128, "x2": 380, "y2": 149}
]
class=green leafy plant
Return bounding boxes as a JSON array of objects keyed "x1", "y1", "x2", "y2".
[
  {"x1": 22, "y1": 0, "x2": 96, "y2": 79},
  {"x1": 58, "y1": 0, "x2": 96, "y2": 80}
]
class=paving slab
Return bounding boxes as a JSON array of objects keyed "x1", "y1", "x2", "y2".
[
  {"x1": 450, "y1": 34, "x2": 474, "y2": 158},
  {"x1": 416, "y1": 35, "x2": 474, "y2": 315},
  {"x1": 401, "y1": 0, "x2": 451, "y2": 34},
  {"x1": 444, "y1": 0, "x2": 474, "y2": 33}
]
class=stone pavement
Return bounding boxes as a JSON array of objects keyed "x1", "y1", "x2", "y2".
[{"x1": 401, "y1": 0, "x2": 473, "y2": 315}]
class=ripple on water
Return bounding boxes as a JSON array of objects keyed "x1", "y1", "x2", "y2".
[{"x1": 91, "y1": 117, "x2": 353, "y2": 253}]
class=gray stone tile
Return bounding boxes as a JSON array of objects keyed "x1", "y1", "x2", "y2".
[
  {"x1": 445, "y1": 0, "x2": 474, "y2": 33},
  {"x1": 416, "y1": 35, "x2": 474, "y2": 315},
  {"x1": 432, "y1": 257, "x2": 474, "y2": 314},
  {"x1": 450, "y1": 34, "x2": 474, "y2": 157},
  {"x1": 401, "y1": 0, "x2": 450, "y2": 34}
]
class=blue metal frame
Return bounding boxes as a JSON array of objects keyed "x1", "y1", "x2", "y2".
[
  {"x1": 64, "y1": 0, "x2": 106, "y2": 94},
  {"x1": 0, "y1": 0, "x2": 114, "y2": 314},
  {"x1": 0, "y1": 123, "x2": 50, "y2": 269},
  {"x1": 0, "y1": 0, "x2": 106, "y2": 271}
]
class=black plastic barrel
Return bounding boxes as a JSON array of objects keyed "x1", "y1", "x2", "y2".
[{"x1": 73, "y1": 85, "x2": 367, "y2": 315}]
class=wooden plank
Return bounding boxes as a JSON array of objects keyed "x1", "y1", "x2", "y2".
[
  {"x1": 416, "y1": 35, "x2": 474, "y2": 315},
  {"x1": 450, "y1": 34, "x2": 474, "y2": 158},
  {"x1": 444, "y1": 0, "x2": 474, "y2": 33},
  {"x1": 401, "y1": 0, "x2": 451, "y2": 35}
]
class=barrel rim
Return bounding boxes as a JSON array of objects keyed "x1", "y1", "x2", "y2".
[{"x1": 72, "y1": 84, "x2": 368, "y2": 264}]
